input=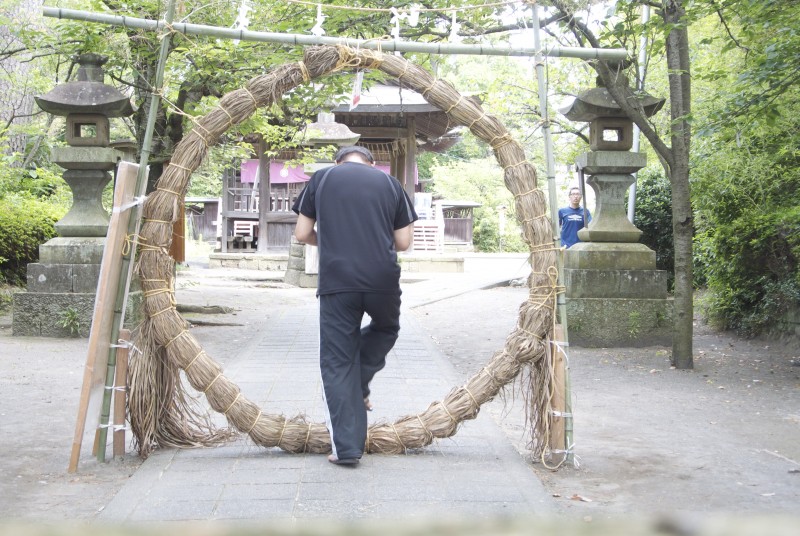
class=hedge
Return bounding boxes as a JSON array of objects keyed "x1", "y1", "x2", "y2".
[{"x1": 0, "y1": 197, "x2": 63, "y2": 286}]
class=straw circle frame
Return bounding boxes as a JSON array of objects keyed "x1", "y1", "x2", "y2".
[{"x1": 133, "y1": 45, "x2": 558, "y2": 457}]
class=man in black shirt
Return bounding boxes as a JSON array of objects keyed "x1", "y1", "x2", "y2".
[{"x1": 292, "y1": 145, "x2": 418, "y2": 466}]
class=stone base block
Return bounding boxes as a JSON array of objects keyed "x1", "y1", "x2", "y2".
[
  {"x1": 283, "y1": 269, "x2": 318, "y2": 288},
  {"x1": 564, "y1": 268, "x2": 668, "y2": 299},
  {"x1": 12, "y1": 291, "x2": 143, "y2": 338},
  {"x1": 399, "y1": 255, "x2": 464, "y2": 273},
  {"x1": 564, "y1": 242, "x2": 656, "y2": 270},
  {"x1": 208, "y1": 253, "x2": 288, "y2": 271},
  {"x1": 39, "y1": 237, "x2": 106, "y2": 265},
  {"x1": 27, "y1": 263, "x2": 101, "y2": 293},
  {"x1": 567, "y1": 297, "x2": 673, "y2": 348}
]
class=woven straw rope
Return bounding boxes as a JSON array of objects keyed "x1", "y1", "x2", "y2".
[{"x1": 134, "y1": 45, "x2": 557, "y2": 456}]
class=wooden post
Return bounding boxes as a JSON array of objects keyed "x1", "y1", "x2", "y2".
[
  {"x1": 257, "y1": 137, "x2": 271, "y2": 252},
  {"x1": 546, "y1": 324, "x2": 567, "y2": 466},
  {"x1": 404, "y1": 116, "x2": 417, "y2": 202},
  {"x1": 113, "y1": 329, "x2": 130, "y2": 458},
  {"x1": 169, "y1": 200, "x2": 185, "y2": 263}
]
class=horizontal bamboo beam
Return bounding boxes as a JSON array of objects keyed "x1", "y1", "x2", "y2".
[{"x1": 43, "y1": 7, "x2": 629, "y2": 61}]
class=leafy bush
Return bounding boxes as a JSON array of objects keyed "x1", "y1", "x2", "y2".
[
  {"x1": 629, "y1": 168, "x2": 675, "y2": 288},
  {"x1": 691, "y1": 102, "x2": 800, "y2": 337},
  {"x1": 0, "y1": 196, "x2": 64, "y2": 285},
  {"x1": 698, "y1": 206, "x2": 799, "y2": 337}
]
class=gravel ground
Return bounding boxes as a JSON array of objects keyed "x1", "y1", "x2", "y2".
[
  {"x1": 413, "y1": 286, "x2": 800, "y2": 519},
  {"x1": 1, "y1": 280, "x2": 798, "y2": 524}
]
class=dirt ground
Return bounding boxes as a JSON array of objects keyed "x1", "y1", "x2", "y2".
[
  {"x1": 1, "y1": 280, "x2": 798, "y2": 522},
  {"x1": 413, "y1": 286, "x2": 800, "y2": 518}
]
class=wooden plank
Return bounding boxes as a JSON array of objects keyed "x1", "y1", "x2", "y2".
[
  {"x1": 68, "y1": 162, "x2": 139, "y2": 473},
  {"x1": 169, "y1": 201, "x2": 185, "y2": 263},
  {"x1": 346, "y1": 126, "x2": 409, "y2": 138},
  {"x1": 113, "y1": 328, "x2": 130, "y2": 458},
  {"x1": 547, "y1": 324, "x2": 567, "y2": 466}
]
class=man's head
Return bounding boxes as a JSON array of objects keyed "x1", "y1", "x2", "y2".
[
  {"x1": 335, "y1": 145, "x2": 375, "y2": 165},
  {"x1": 568, "y1": 187, "x2": 582, "y2": 208}
]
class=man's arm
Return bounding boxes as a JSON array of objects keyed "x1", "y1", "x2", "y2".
[
  {"x1": 294, "y1": 213, "x2": 317, "y2": 246},
  {"x1": 394, "y1": 223, "x2": 414, "y2": 252}
]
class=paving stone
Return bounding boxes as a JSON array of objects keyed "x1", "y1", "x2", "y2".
[{"x1": 97, "y1": 258, "x2": 554, "y2": 522}]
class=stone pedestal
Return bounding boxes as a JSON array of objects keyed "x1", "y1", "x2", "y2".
[
  {"x1": 12, "y1": 238, "x2": 142, "y2": 337},
  {"x1": 564, "y1": 242, "x2": 672, "y2": 347},
  {"x1": 283, "y1": 238, "x2": 318, "y2": 288}
]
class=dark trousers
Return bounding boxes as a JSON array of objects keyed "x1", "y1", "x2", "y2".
[{"x1": 319, "y1": 291, "x2": 401, "y2": 459}]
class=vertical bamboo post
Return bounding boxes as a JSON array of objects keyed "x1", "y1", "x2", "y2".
[
  {"x1": 113, "y1": 329, "x2": 130, "y2": 458},
  {"x1": 532, "y1": 2, "x2": 575, "y2": 469},
  {"x1": 94, "y1": 0, "x2": 178, "y2": 464}
]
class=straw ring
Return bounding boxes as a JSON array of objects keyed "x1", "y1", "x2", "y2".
[
  {"x1": 246, "y1": 411, "x2": 262, "y2": 434},
  {"x1": 185, "y1": 350, "x2": 204, "y2": 372},
  {"x1": 203, "y1": 373, "x2": 223, "y2": 393},
  {"x1": 223, "y1": 393, "x2": 241, "y2": 415}
]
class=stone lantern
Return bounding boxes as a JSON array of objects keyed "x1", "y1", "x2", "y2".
[
  {"x1": 13, "y1": 53, "x2": 135, "y2": 337},
  {"x1": 296, "y1": 112, "x2": 361, "y2": 173},
  {"x1": 284, "y1": 112, "x2": 361, "y2": 287},
  {"x1": 558, "y1": 76, "x2": 673, "y2": 347},
  {"x1": 35, "y1": 53, "x2": 134, "y2": 237}
]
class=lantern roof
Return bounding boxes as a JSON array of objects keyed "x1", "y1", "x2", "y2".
[
  {"x1": 35, "y1": 53, "x2": 134, "y2": 118},
  {"x1": 559, "y1": 76, "x2": 664, "y2": 122}
]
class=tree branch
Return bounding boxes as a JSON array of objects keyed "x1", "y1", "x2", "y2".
[{"x1": 713, "y1": 2, "x2": 750, "y2": 53}]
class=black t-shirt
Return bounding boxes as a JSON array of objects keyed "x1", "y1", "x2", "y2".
[{"x1": 292, "y1": 162, "x2": 418, "y2": 295}]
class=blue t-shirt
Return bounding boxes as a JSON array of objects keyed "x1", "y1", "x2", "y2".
[
  {"x1": 558, "y1": 206, "x2": 591, "y2": 248},
  {"x1": 292, "y1": 162, "x2": 418, "y2": 295}
]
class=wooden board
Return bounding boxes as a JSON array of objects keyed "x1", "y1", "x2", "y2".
[
  {"x1": 547, "y1": 324, "x2": 567, "y2": 466},
  {"x1": 68, "y1": 162, "x2": 139, "y2": 473}
]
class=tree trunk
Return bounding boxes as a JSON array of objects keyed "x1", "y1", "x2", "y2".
[{"x1": 664, "y1": 0, "x2": 694, "y2": 369}]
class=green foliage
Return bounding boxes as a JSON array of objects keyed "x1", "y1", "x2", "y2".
[
  {"x1": 0, "y1": 285, "x2": 14, "y2": 313},
  {"x1": 57, "y1": 306, "x2": 82, "y2": 337},
  {"x1": 0, "y1": 161, "x2": 71, "y2": 206},
  {"x1": 627, "y1": 311, "x2": 642, "y2": 338},
  {"x1": 0, "y1": 197, "x2": 64, "y2": 286},
  {"x1": 698, "y1": 207, "x2": 799, "y2": 337},
  {"x1": 702, "y1": 0, "x2": 800, "y2": 129},
  {"x1": 629, "y1": 168, "x2": 675, "y2": 287},
  {"x1": 428, "y1": 155, "x2": 527, "y2": 253},
  {"x1": 692, "y1": 84, "x2": 800, "y2": 337}
]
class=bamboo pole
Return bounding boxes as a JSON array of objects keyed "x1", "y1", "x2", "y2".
[
  {"x1": 94, "y1": 0, "x2": 179, "y2": 464},
  {"x1": 113, "y1": 329, "x2": 131, "y2": 459},
  {"x1": 531, "y1": 4, "x2": 574, "y2": 466},
  {"x1": 627, "y1": 5, "x2": 651, "y2": 223},
  {"x1": 42, "y1": 7, "x2": 629, "y2": 61}
]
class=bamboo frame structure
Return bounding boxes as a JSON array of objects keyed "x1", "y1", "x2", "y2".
[
  {"x1": 531, "y1": 4, "x2": 574, "y2": 467},
  {"x1": 42, "y1": 7, "x2": 628, "y2": 61},
  {"x1": 46, "y1": 4, "x2": 623, "y2": 465}
]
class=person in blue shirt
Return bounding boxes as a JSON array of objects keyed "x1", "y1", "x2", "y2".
[{"x1": 558, "y1": 187, "x2": 591, "y2": 248}]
